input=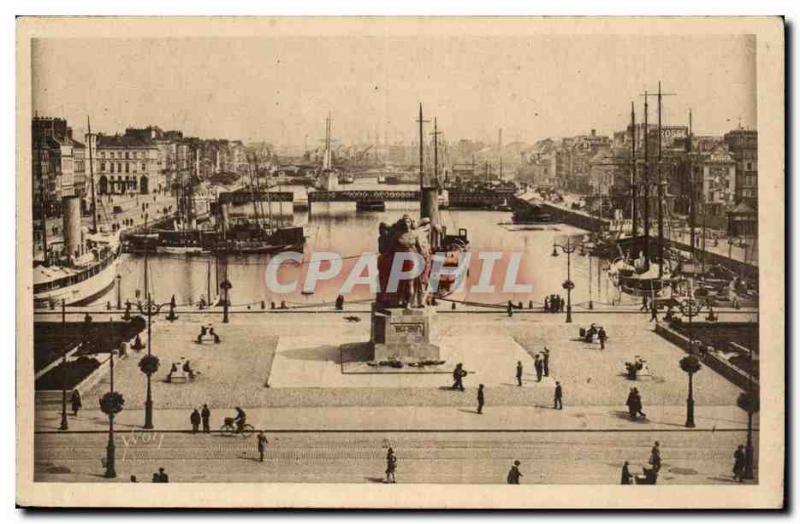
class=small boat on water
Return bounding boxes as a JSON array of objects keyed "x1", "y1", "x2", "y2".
[{"x1": 511, "y1": 205, "x2": 552, "y2": 224}]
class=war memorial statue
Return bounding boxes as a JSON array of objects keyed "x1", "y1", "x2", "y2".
[{"x1": 370, "y1": 214, "x2": 441, "y2": 363}]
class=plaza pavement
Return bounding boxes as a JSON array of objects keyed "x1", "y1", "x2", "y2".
[
  {"x1": 34, "y1": 308, "x2": 753, "y2": 419},
  {"x1": 33, "y1": 307, "x2": 759, "y2": 485}
]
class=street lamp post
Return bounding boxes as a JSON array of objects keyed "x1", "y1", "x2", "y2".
[
  {"x1": 99, "y1": 325, "x2": 123, "y2": 479},
  {"x1": 137, "y1": 295, "x2": 163, "y2": 429},
  {"x1": 221, "y1": 279, "x2": 232, "y2": 323},
  {"x1": 679, "y1": 354, "x2": 702, "y2": 428},
  {"x1": 737, "y1": 390, "x2": 759, "y2": 480},
  {"x1": 59, "y1": 299, "x2": 68, "y2": 431},
  {"x1": 116, "y1": 274, "x2": 122, "y2": 310},
  {"x1": 588, "y1": 254, "x2": 594, "y2": 310},
  {"x1": 552, "y1": 237, "x2": 577, "y2": 323}
]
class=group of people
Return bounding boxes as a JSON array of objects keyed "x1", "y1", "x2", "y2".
[
  {"x1": 514, "y1": 348, "x2": 550, "y2": 386},
  {"x1": 620, "y1": 441, "x2": 662, "y2": 484},
  {"x1": 167, "y1": 359, "x2": 196, "y2": 382},
  {"x1": 196, "y1": 324, "x2": 221, "y2": 344},
  {"x1": 582, "y1": 323, "x2": 608, "y2": 348},
  {"x1": 544, "y1": 294, "x2": 565, "y2": 313},
  {"x1": 189, "y1": 404, "x2": 212, "y2": 433},
  {"x1": 625, "y1": 387, "x2": 646, "y2": 420}
]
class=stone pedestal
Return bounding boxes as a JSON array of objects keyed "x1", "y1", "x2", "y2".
[{"x1": 370, "y1": 304, "x2": 440, "y2": 362}]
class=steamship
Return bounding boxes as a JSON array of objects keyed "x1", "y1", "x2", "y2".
[{"x1": 34, "y1": 195, "x2": 121, "y2": 308}]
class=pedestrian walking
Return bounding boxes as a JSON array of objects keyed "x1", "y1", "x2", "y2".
[
  {"x1": 620, "y1": 461, "x2": 632, "y2": 485},
  {"x1": 534, "y1": 354, "x2": 543, "y2": 382},
  {"x1": 650, "y1": 302, "x2": 659, "y2": 322},
  {"x1": 516, "y1": 361, "x2": 523, "y2": 387},
  {"x1": 507, "y1": 300, "x2": 513, "y2": 317},
  {"x1": 507, "y1": 460, "x2": 523, "y2": 484},
  {"x1": 640, "y1": 295, "x2": 648, "y2": 312},
  {"x1": 649, "y1": 441, "x2": 662, "y2": 473},
  {"x1": 634, "y1": 388, "x2": 646, "y2": 418},
  {"x1": 733, "y1": 444, "x2": 745, "y2": 482},
  {"x1": 598, "y1": 327, "x2": 607, "y2": 350},
  {"x1": 626, "y1": 387, "x2": 646, "y2": 419},
  {"x1": 452, "y1": 363, "x2": 466, "y2": 391},
  {"x1": 257, "y1": 432, "x2": 269, "y2": 462},
  {"x1": 553, "y1": 381, "x2": 563, "y2": 409},
  {"x1": 542, "y1": 347, "x2": 550, "y2": 376},
  {"x1": 201, "y1": 403, "x2": 211, "y2": 433},
  {"x1": 477, "y1": 384, "x2": 485, "y2": 414},
  {"x1": 153, "y1": 467, "x2": 169, "y2": 483},
  {"x1": 70, "y1": 389, "x2": 82, "y2": 416},
  {"x1": 190, "y1": 408, "x2": 201, "y2": 433},
  {"x1": 385, "y1": 447, "x2": 397, "y2": 483}
]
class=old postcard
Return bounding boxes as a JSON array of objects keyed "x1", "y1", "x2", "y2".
[{"x1": 16, "y1": 16, "x2": 784, "y2": 508}]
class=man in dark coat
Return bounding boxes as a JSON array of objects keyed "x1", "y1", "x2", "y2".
[
  {"x1": 534, "y1": 354, "x2": 543, "y2": 382},
  {"x1": 507, "y1": 460, "x2": 522, "y2": 484},
  {"x1": 190, "y1": 408, "x2": 201, "y2": 433},
  {"x1": 733, "y1": 445, "x2": 745, "y2": 482},
  {"x1": 554, "y1": 381, "x2": 563, "y2": 410},
  {"x1": 620, "y1": 461, "x2": 633, "y2": 484},
  {"x1": 257, "y1": 432, "x2": 269, "y2": 462},
  {"x1": 476, "y1": 384, "x2": 485, "y2": 414},
  {"x1": 201, "y1": 404, "x2": 211, "y2": 433},
  {"x1": 385, "y1": 447, "x2": 397, "y2": 483},
  {"x1": 516, "y1": 361, "x2": 523, "y2": 387},
  {"x1": 649, "y1": 441, "x2": 662, "y2": 473},
  {"x1": 70, "y1": 390, "x2": 82, "y2": 416},
  {"x1": 542, "y1": 347, "x2": 550, "y2": 376},
  {"x1": 598, "y1": 327, "x2": 607, "y2": 350},
  {"x1": 452, "y1": 363, "x2": 466, "y2": 391}
]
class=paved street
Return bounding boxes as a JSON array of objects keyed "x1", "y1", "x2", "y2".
[{"x1": 34, "y1": 428, "x2": 757, "y2": 484}]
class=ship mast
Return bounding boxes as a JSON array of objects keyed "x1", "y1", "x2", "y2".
[
  {"x1": 688, "y1": 109, "x2": 695, "y2": 259},
  {"x1": 630, "y1": 102, "x2": 637, "y2": 238},
  {"x1": 657, "y1": 82, "x2": 664, "y2": 277},
  {"x1": 87, "y1": 117, "x2": 97, "y2": 233},
  {"x1": 642, "y1": 90, "x2": 650, "y2": 268}
]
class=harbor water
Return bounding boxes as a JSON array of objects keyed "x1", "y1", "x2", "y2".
[{"x1": 109, "y1": 179, "x2": 624, "y2": 309}]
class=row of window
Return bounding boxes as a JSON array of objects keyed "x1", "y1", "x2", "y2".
[
  {"x1": 99, "y1": 161, "x2": 148, "y2": 173},
  {"x1": 98, "y1": 150, "x2": 150, "y2": 160}
]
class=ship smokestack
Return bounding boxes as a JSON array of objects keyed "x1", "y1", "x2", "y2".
[{"x1": 62, "y1": 195, "x2": 82, "y2": 261}]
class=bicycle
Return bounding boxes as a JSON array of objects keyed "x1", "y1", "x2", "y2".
[{"x1": 219, "y1": 417, "x2": 255, "y2": 437}]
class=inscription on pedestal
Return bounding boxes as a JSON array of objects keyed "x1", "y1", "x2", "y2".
[{"x1": 370, "y1": 305, "x2": 440, "y2": 362}]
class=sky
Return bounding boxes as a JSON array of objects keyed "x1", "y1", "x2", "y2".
[{"x1": 31, "y1": 34, "x2": 756, "y2": 147}]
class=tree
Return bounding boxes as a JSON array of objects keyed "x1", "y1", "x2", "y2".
[
  {"x1": 679, "y1": 355, "x2": 702, "y2": 428},
  {"x1": 99, "y1": 391, "x2": 125, "y2": 416},
  {"x1": 138, "y1": 354, "x2": 160, "y2": 376}
]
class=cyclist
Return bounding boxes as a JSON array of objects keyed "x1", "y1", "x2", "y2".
[{"x1": 234, "y1": 407, "x2": 247, "y2": 433}]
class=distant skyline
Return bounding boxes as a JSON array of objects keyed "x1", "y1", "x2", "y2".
[{"x1": 31, "y1": 34, "x2": 756, "y2": 147}]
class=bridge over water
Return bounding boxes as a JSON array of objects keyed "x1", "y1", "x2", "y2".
[{"x1": 218, "y1": 189, "x2": 509, "y2": 210}]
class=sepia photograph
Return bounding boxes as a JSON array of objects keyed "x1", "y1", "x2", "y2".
[{"x1": 14, "y1": 15, "x2": 785, "y2": 509}]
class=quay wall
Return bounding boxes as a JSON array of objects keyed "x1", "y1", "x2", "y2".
[
  {"x1": 654, "y1": 322, "x2": 755, "y2": 390},
  {"x1": 515, "y1": 197, "x2": 757, "y2": 279}
]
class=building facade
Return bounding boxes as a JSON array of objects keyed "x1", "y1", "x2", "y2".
[
  {"x1": 92, "y1": 133, "x2": 162, "y2": 195},
  {"x1": 723, "y1": 128, "x2": 758, "y2": 208}
]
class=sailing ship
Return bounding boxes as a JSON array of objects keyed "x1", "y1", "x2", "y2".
[
  {"x1": 608, "y1": 84, "x2": 673, "y2": 296},
  {"x1": 417, "y1": 105, "x2": 470, "y2": 298},
  {"x1": 34, "y1": 117, "x2": 122, "y2": 308},
  {"x1": 123, "y1": 152, "x2": 305, "y2": 255}
]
